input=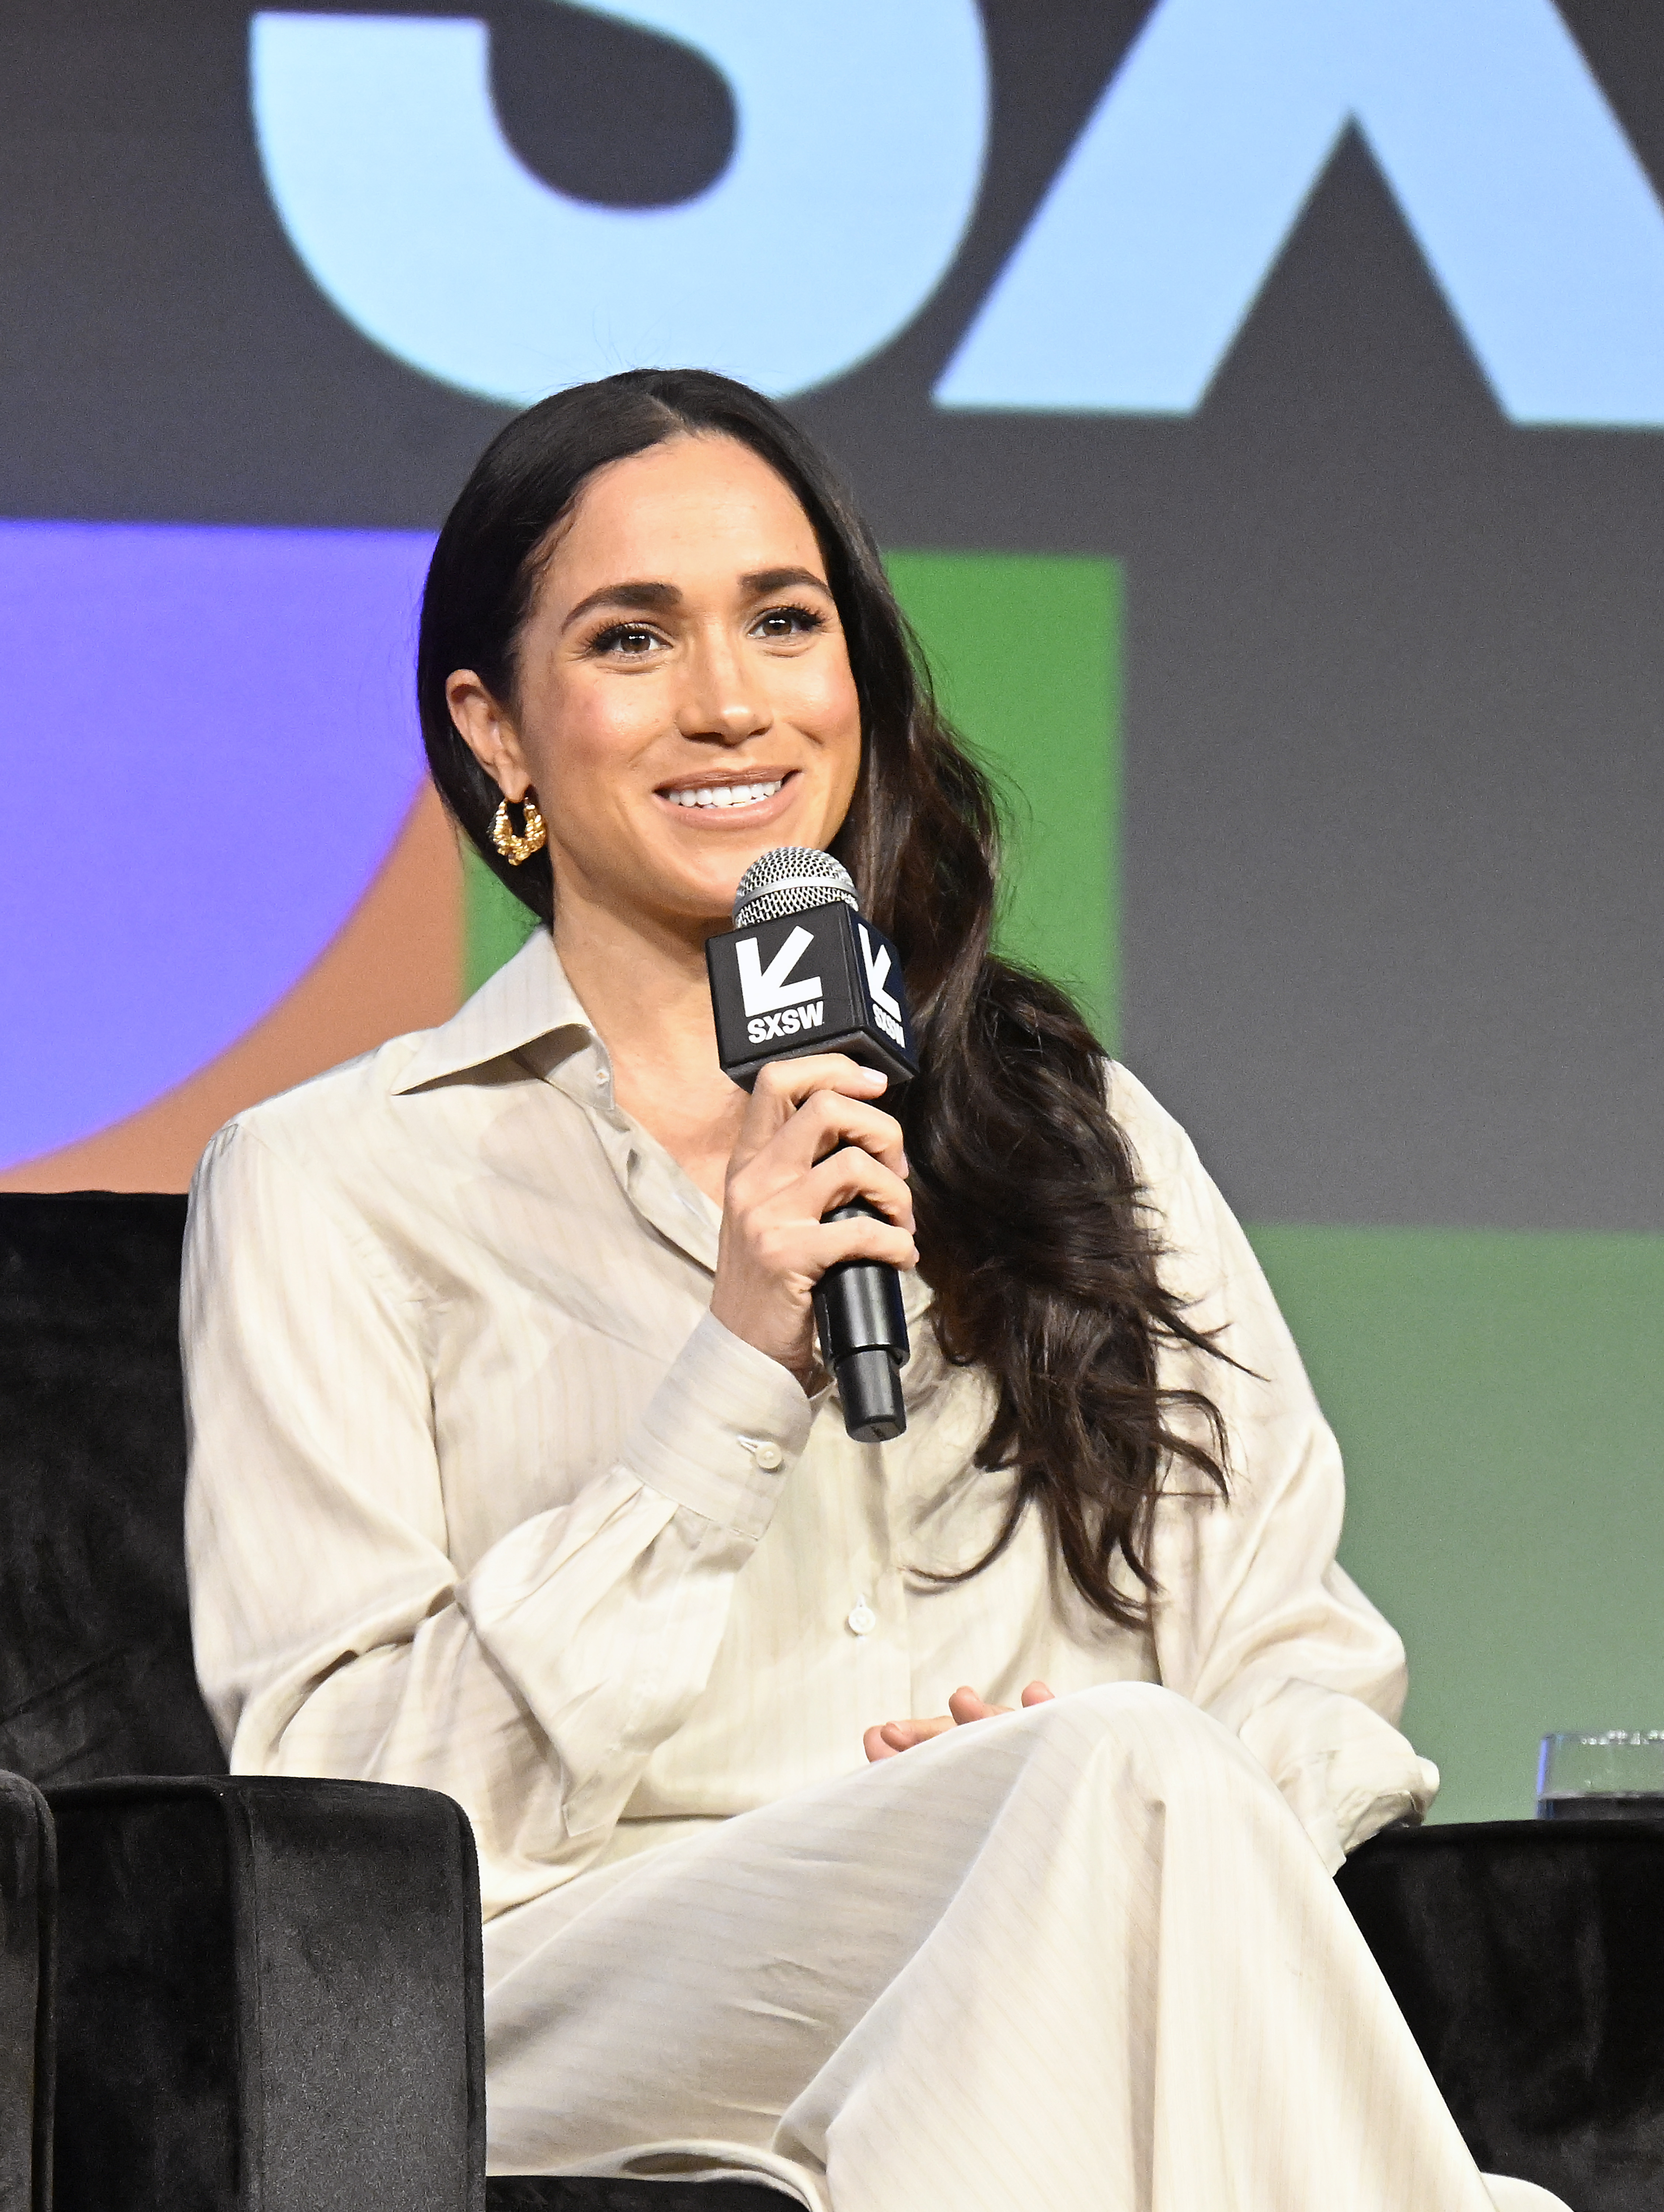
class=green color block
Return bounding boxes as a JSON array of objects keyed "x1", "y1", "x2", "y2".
[
  {"x1": 1248, "y1": 1222, "x2": 1664, "y2": 1824},
  {"x1": 463, "y1": 841, "x2": 539, "y2": 997},
  {"x1": 887, "y1": 552, "x2": 1121, "y2": 1046}
]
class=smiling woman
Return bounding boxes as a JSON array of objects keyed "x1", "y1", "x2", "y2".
[
  {"x1": 180, "y1": 369, "x2": 1518, "y2": 2211},
  {"x1": 441, "y1": 437, "x2": 864, "y2": 996},
  {"x1": 428, "y1": 426, "x2": 868, "y2": 1220}
]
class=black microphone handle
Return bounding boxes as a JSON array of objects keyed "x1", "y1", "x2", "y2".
[{"x1": 813, "y1": 1199, "x2": 909, "y2": 1444}]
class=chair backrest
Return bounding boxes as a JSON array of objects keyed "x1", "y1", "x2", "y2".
[
  {"x1": 1339, "y1": 1820, "x2": 1664, "y2": 2212},
  {"x1": 0, "y1": 1194, "x2": 224, "y2": 1784}
]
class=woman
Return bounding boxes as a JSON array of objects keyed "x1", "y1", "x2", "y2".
[{"x1": 184, "y1": 370, "x2": 1531, "y2": 2211}]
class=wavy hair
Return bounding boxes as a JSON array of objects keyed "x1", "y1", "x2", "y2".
[{"x1": 417, "y1": 368, "x2": 1228, "y2": 1626}]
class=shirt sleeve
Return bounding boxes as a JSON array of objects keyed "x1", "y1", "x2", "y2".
[
  {"x1": 1117, "y1": 1068, "x2": 1440, "y2": 1872},
  {"x1": 182, "y1": 1117, "x2": 812, "y2": 1918}
]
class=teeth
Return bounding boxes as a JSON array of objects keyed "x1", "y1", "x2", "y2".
[{"x1": 664, "y1": 778, "x2": 784, "y2": 809}]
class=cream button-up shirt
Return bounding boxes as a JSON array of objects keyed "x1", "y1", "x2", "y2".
[{"x1": 183, "y1": 931, "x2": 1437, "y2": 1921}]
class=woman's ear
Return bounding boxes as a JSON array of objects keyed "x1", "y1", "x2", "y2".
[{"x1": 446, "y1": 668, "x2": 533, "y2": 801}]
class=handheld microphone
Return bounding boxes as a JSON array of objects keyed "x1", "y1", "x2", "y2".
[{"x1": 706, "y1": 849, "x2": 918, "y2": 1444}]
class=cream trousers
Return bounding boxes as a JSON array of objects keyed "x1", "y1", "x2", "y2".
[{"x1": 483, "y1": 1683, "x2": 1566, "y2": 2211}]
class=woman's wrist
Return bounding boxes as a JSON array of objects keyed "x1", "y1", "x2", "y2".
[{"x1": 707, "y1": 1283, "x2": 817, "y2": 1390}]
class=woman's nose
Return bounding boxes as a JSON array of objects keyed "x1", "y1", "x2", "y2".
[{"x1": 675, "y1": 633, "x2": 772, "y2": 744}]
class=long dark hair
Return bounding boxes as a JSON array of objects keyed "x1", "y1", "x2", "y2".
[{"x1": 418, "y1": 368, "x2": 1228, "y2": 1626}]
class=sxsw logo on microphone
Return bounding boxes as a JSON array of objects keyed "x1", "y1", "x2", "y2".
[
  {"x1": 737, "y1": 926, "x2": 825, "y2": 1044},
  {"x1": 856, "y1": 924, "x2": 908, "y2": 1051},
  {"x1": 731, "y1": 918, "x2": 906, "y2": 1049},
  {"x1": 708, "y1": 907, "x2": 919, "y2": 1092}
]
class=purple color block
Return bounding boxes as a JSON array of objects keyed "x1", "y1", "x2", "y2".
[{"x1": 1, "y1": 520, "x2": 437, "y2": 1166}]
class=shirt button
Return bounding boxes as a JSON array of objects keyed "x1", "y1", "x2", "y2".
[
  {"x1": 752, "y1": 1441, "x2": 784, "y2": 1471},
  {"x1": 846, "y1": 1601, "x2": 877, "y2": 1636}
]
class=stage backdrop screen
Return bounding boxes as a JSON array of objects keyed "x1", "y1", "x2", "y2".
[{"x1": 3, "y1": 0, "x2": 1661, "y2": 1821}]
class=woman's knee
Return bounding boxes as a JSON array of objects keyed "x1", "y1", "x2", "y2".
[
  {"x1": 1025, "y1": 1679, "x2": 1212, "y2": 1746},
  {"x1": 1017, "y1": 1682, "x2": 1272, "y2": 1809}
]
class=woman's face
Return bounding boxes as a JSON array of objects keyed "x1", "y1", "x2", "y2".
[{"x1": 448, "y1": 433, "x2": 864, "y2": 935}]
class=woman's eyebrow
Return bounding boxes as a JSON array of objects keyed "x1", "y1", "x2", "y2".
[
  {"x1": 561, "y1": 566, "x2": 830, "y2": 632},
  {"x1": 742, "y1": 566, "x2": 830, "y2": 597},
  {"x1": 562, "y1": 578, "x2": 680, "y2": 630}
]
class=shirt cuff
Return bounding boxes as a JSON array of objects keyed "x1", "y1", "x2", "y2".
[
  {"x1": 628, "y1": 1312, "x2": 815, "y2": 1541},
  {"x1": 1233, "y1": 1680, "x2": 1441, "y2": 1873}
]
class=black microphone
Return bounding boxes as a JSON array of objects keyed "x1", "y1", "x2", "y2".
[{"x1": 706, "y1": 849, "x2": 918, "y2": 1444}]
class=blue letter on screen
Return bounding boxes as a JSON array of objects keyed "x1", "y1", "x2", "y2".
[
  {"x1": 251, "y1": 2, "x2": 988, "y2": 405},
  {"x1": 936, "y1": 0, "x2": 1664, "y2": 429}
]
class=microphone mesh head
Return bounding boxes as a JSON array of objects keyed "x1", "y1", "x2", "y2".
[{"x1": 732, "y1": 847, "x2": 858, "y2": 929}]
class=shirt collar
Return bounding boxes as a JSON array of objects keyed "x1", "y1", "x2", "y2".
[
  {"x1": 392, "y1": 926, "x2": 591, "y2": 1093},
  {"x1": 394, "y1": 922, "x2": 930, "y2": 1324}
]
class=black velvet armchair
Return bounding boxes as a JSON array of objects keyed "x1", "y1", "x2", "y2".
[
  {"x1": 0, "y1": 1768, "x2": 52, "y2": 2212},
  {"x1": 1, "y1": 1191, "x2": 1660, "y2": 2211}
]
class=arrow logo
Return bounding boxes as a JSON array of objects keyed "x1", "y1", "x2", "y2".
[
  {"x1": 858, "y1": 923, "x2": 902, "y2": 1022},
  {"x1": 736, "y1": 926, "x2": 822, "y2": 1016}
]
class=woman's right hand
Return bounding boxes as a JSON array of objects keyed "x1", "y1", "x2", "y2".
[{"x1": 709, "y1": 1054, "x2": 916, "y2": 1387}]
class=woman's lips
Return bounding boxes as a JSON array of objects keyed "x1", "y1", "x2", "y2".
[{"x1": 654, "y1": 770, "x2": 797, "y2": 822}]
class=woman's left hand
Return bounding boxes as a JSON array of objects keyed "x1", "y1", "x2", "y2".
[{"x1": 863, "y1": 1680, "x2": 1055, "y2": 1762}]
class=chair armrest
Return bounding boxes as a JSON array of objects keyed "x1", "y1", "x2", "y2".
[
  {"x1": 0, "y1": 1770, "x2": 53, "y2": 2212},
  {"x1": 46, "y1": 1774, "x2": 484, "y2": 2212},
  {"x1": 1338, "y1": 1818, "x2": 1664, "y2": 2208}
]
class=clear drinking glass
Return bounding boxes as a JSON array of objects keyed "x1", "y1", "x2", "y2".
[{"x1": 1536, "y1": 1731, "x2": 1664, "y2": 1819}]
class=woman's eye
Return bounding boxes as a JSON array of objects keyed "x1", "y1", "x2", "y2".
[
  {"x1": 591, "y1": 622, "x2": 662, "y2": 658},
  {"x1": 752, "y1": 602, "x2": 826, "y2": 640}
]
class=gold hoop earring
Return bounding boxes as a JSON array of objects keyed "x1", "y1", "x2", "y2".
[{"x1": 490, "y1": 793, "x2": 547, "y2": 865}]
